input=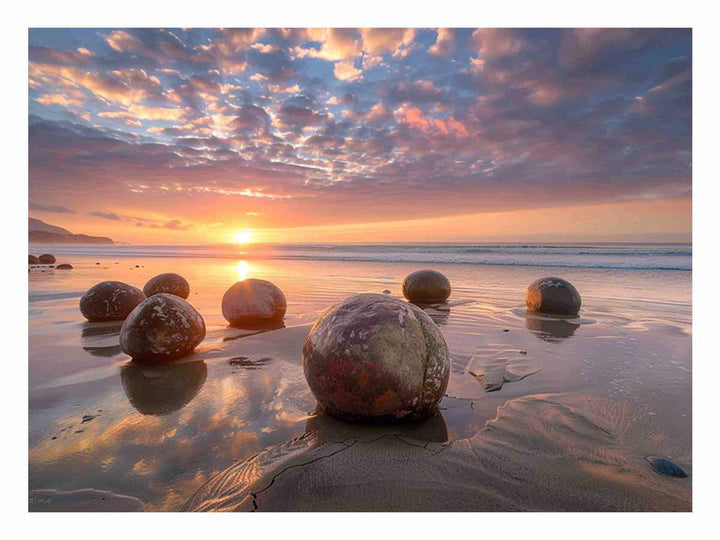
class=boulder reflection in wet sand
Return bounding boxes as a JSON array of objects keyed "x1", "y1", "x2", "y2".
[
  {"x1": 81, "y1": 323, "x2": 124, "y2": 357},
  {"x1": 305, "y1": 405, "x2": 448, "y2": 445},
  {"x1": 121, "y1": 361, "x2": 207, "y2": 416},
  {"x1": 223, "y1": 318, "x2": 286, "y2": 338},
  {"x1": 412, "y1": 303, "x2": 450, "y2": 326},
  {"x1": 525, "y1": 315, "x2": 580, "y2": 341}
]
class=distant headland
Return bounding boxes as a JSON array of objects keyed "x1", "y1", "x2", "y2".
[{"x1": 29, "y1": 217, "x2": 114, "y2": 244}]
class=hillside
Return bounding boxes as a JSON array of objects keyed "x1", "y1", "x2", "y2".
[{"x1": 28, "y1": 218, "x2": 114, "y2": 244}]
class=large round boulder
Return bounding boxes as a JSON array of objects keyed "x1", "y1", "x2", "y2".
[
  {"x1": 38, "y1": 254, "x2": 56, "y2": 264},
  {"x1": 303, "y1": 294, "x2": 450, "y2": 422},
  {"x1": 526, "y1": 277, "x2": 581, "y2": 316},
  {"x1": 29, "y1": 255, "x2": 39, "y2": 265},
  {"x1": 402, "y1": 270, "x2": 451, "y2": 303},
  {"x1": 120, "y1": 293, "x2": 206, "y2": 365},
  {"x1": 222, "y1": 279, "x2": 287, "y2": 326},
  {"x1": 56, "y1": 263, "x2": 73, "y2": 270},
  {"x1": 79, "y1": 281, "x2": 146, "y2": 322},
  {"x1": 143, "y1": 272, "x2": 190, "y2": 299}
]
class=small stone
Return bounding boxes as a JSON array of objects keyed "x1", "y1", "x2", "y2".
[
  {"x1": 526, "y1": 277, "x2": 582, "y2": 316},
  {"x1": 120, "y1": 293, "x2": 206, "y2": 364},
  {"x1": 382, "y1": 289, "x2": 391, "y2": 295},
  {"x1": 79, "y1": 281, "x2": 146, "y2": 322},
  {"x1": 222, "y1": 279, "x2": 287, "y2": 326},
  {"x1": 143, "y1": 273, "x2": 190, "y2": 299},
  {"x1": 502, "y1": 329, "x2": 509, "y2": 332},
  {"x1": 56, "y1": 264, "x2": 73, "y2": 270},
  {"x1": 303, "y1": 294, "x2": 450, "y2": 422},
  {"x1": 81, "y1": 414, "x2": 96, "y2": 423},
  {"x1": 96, "y1": 262, "x2": 100, "y2": 265},
  {"x1": 645, "y1": 456, "x2": 688, "y2": 478},
  {"x1": 38, "y1": 254, "x2": 56, "y2": 264},
  {"x1": 402, "y1": 270, "x2": 451, "y2": 303},
  {"x1": 29, "y1": 255, "x2": 39, "y2": 264}
]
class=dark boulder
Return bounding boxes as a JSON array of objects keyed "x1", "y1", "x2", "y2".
[
  {"x1": 143, "y1": 272, "x2": 190, "y2": 299},
  {"x1": 402, "y1": 270, "x2": 451, "y2": 303},
  {"x1": 526, "y1": 277, "x2": 581, "y2": 316},
  {"x1": 38, "y1": 254, "x2": 56, "y2": 264},
  {"x1": 303, "y1": 294, "x2": 450, "y2": 422},
  {"x1": 120, "y1": 293, "x2": 206, "y2": 364},
  {"x1": 29, "y1": 255, "x2": 39, "y2": 265},
  {"x1": 222, "y1": 279, "x2": 287, "y2": 326},
  {"x1": 79, "y1": 281, "x2": 145, "y2": 322},
  {"x1": 56, "y1": 264, "x2": 73, "y2": 270}
]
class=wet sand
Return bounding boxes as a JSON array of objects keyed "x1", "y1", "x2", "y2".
[{"x1": 28, "y1": 252, "x2": 691, "y2": 511}]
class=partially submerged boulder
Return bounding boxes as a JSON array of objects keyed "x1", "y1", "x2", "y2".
[
  {"x1": 120, "y1": 293, "x2": 206, "y2": 365},
  {"x1": 79, "y1": 281, "x2": 145, "y2": 322},
  {"x1": 222, "y1": 279, "x2": 287, "y2": 326},
  {"x1": 56, "y1": 263, "x2": 73, "y2": 270},
  {"x1": 403, "y1": 269, "x2": 451, "y2": 303},
  {"x1": 303, "y1": 294, "x2": 450, "y2": 422},
  {"x1": 38, "y1": 254, "x2": 56, "y2": 264},
  {"x1": 143, "y1": 272, "x2": 190, "y2": 299},
  {"x1": 526, "y1": 277, "x2": 581, "y2": 316},
  {"x1": 29, "y1": 255, "x2": 39, "y2": 265}
]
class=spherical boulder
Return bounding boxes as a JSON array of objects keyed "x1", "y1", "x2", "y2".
[
  {"x1": 29, "y1": 255, "x2": 39, "y2": 265},
  {"x1": 38, "y1": 254, "x2": 56, "y2": 264},
  {"x1": 222, "y1": 279, "x2": 287, "y2": 326},
  {"x1": 303, "y1": 294, "x2": 450, "y2": 422},
  {"x1": 143, "y1": 272, "x2": 190, "y2": 299},
  {"x1": 79, "y1": 281, "x2": 146, "y2": 322},
  {"x1": 56, "y1": 264, "x2": 73, "y2": 270},
  {"x1": 120, "y1": 293, "x2": 206, "y2": 365},
  {"x1": 402, "y1": 269, "x2": 451, "y2": 303},
  {"x1": 526, "y1": 277, "x2": 581, "y2": 316}
]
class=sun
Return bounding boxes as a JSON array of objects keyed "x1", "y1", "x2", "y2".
[{"x1": 233, "y1": 230, "x2": 253, "y2": 244}]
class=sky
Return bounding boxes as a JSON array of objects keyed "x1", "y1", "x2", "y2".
[{"x1": 28, "y1": 28, "x2": 692, "y2": 244}]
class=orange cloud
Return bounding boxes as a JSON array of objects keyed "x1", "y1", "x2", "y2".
[
  {"x1": 333, "y1": 60, "x2": 362, "y2": 81},
  {"x1": 472, "y1": 29, "x2": 525, "y2": 59},
  {"x1": 395, "y1": 104, "x2": 469, "y2": 137}
]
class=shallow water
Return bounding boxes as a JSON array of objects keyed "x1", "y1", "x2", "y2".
[{"x1": 28, "y1": 247, "x2": 691, "y2": 511}]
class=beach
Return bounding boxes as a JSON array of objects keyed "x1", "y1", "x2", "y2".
[{"x1": 28, "y1": 243, "x2": 692, "y2": 511}]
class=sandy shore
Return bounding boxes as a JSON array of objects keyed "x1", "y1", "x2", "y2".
[{"x1": 29, "y1": 253, "x2": 691, "y2": 511}]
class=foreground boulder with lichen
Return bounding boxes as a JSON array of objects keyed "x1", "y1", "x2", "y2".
[
  {"x1": 526, "y1": 277, "x2": 581, "y2": 316},
  {"x1": 303, "y1": 294, "x2": 449, "y2": 422},
  {"x1": 79, "y1": 281, "x2": 146, "y2": 322},
  {"x1": 120, "y1": 293, "x2": 206, "y2": 365}
]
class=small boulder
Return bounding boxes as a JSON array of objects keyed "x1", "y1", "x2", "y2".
[
  {"x1": 402, "y1": 270, "x2": 451, "y2": 303},
  {"x1": 143, "y1": 273, "x2": 190, "y2": 299},
  {"x1": 29, "y1": 255, "x2": 39, "y2": 265},
  {"x1": 56, "y1": 264, "x2": 73, "y2": 270},
  {"x1": 79, "y1": 281, "x2": 145, "y2": 322},
  {"x1": 303, "y1": 294, "x2": 450, "y2": 422},
  {"x1": 38, "y1": 254, "x2": 56, "y2": 264},
  {"x1": 526, "y1": 277, "x2": 581, "y2": 316},
  {"x1": 222, "y1": 279, "x2": 287, "y2": 326},
  {"x1": 120, "y1": 293, "x2": 206, "y2": 365}
]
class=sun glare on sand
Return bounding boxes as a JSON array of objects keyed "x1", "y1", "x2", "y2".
[{"x1": 234, "y1": 230, "x2": 253, "y2": 244}]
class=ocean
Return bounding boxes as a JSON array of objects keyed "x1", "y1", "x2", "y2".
[{"x1": 35, "y1": 242, "x2": 692, "y2": 271}]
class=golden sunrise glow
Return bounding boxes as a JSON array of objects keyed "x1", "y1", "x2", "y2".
[
  {"x1": 236, "y1": 260, "x2": 250, "y2": 281},
  {"x1": 233, "y1": 230, "x2": 253, "y2": 244}
]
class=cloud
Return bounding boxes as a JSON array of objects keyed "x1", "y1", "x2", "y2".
[
  {"x1": 359, "y1": 28, "x2": 415, "y2": 56},
  {"x1": 429, "y1": 29, "x2": 455, "y2": 57},
  {"x1": 333, "y1": 60, "x2": 362, "y2": 81},
  {"x1": 89, "y1": 211, "x2": 122, "y2": 221},
  {"x1": 471, "y1": 29, "x2": 525, "y2": 58},
  {"x1": 29, "y1": 201, "x2": 75, "y2": 213}
]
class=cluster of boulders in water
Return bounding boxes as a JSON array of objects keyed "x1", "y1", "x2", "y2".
[
  {"x1": 28, "y1": 253, "x2": 73, "y2": 270},
  {"x1": 77, "y1": 266, "x2": 582, "y2": 423}
]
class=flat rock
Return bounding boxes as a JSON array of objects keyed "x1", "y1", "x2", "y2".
[
  {"x1": 303, "y1": 294, "x2": 450, "y2": 422},
  {"x1": 79, "y1": 281, "x2": 146, "y2": 322},
  {"x1": 143, "y1": 272, "x2": 190, "y2": 299},
  {"x1": 120, "y1": 293, "x2": 206, "y2": 364}
]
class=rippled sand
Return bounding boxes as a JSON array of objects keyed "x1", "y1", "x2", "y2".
[{"x1": 29, "y1": 254, "x2": 691, "y2": 511}]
